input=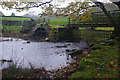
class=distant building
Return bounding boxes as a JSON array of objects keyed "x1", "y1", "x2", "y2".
[{"x1": 11, "y1": 13, "x2": 15, "y2": 17}]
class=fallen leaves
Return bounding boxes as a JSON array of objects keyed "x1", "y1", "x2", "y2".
[
  {"x1": 112, "y1": 56, "x2": 116, "y2": 59},
  {"x1": 114, "y1": 53, "x2": 118, "y2": 55},
  {"x1": 105, "y1": 74, "x2": 109, "y2": 78},
  {"x1": 87, "y1": 54, "x2": 90, "y2": 57},
  {"x1": 114, "y1": 64, "x2": 118, "y2": 68},
  {"x1": 97, "y1": 73, "x2": 100, "y2": 76},
  {"x1": 103, "y1": 53, "x2": 109, "y2": 55},
  {"x1": 106, "y1": 61, "x2": 114, "y2": 69},
  {"x1": 110, "y1": 61, "x2": 114, "y2": 65},
  {"x1": 86, "y1": 65, "x2": 90, "y2": 68},
  {"x1": 20, "y1": 75, "x2": 24, "y2": 78}
]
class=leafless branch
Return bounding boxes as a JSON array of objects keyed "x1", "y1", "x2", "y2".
[{"x1": 14, "y1": 0, "x2": 53, "y2": 9}]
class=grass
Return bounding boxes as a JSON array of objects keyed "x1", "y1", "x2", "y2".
[
  {"x1": 2, "y1": 25, "x2": 23, "y2": 33},
  {"x1": 95, "y1": 27, "x2": 114, "y2": 31},
  {"x1": 49, "y1": 18, "x2": 68, "y2": 28},
  {"x1": 0, "y1": 16, "x2": 115, "y2": 39},
  {"x1": 0, "y1": 17, "x2": 67, "y2": 27},
  {"x1": 70, "y1": 42, "x2": 119, "y2": 78},
  {"x1": 2, "y1": 62, "x2": 45, "y2": 79},
  {"x1": 79, "y1": 27, "x2": 114, "y2": 31},
  {"x1": 1, "y1": 16, "x2": 114, "y2": 30},
  {"x1": 0, "y1": 17, "x2": 39, "y2": 34},
  {"x1": 0, "y1": 17, "x2": 39, "y2": 22},
  {"x1": 1, "y1": 17, "x2": 67, "y2": 34}
]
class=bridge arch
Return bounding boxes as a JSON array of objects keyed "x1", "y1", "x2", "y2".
[
  {"x1": 31, "y1": 23, "x2": 49, "y2": 37},
  {"x1": 33, "y1": 27, "x2": 48, "y2": 37}
]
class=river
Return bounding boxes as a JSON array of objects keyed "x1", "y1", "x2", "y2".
[{"x1": 0, "y1": 37, "x2": 88, "y2": 70}]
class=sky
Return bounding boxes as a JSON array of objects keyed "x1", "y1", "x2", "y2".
[{"x1": 0, "y1": 0, "x2": 112, "y2": 16}]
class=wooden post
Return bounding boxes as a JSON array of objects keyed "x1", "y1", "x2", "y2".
[
  {"x1": 39, "y1": 19, "x2": 40, "y2": 23},
  {"x1": 48, "y1": 19, "x2": 50, "y2": 25},
  {"x1": 68, "y1": 17, "x2": 71, "y2": 28},
  {"x1": 73, "y1": 19, "x2": 75, "y2": 24},
  {"x1": 48, "y1": 4, "x2": 51, "y2": 25},
  {"x1": 69, "y1": 18, "x2": 70, "y2": 26},
  {"x1": 43, "y1": 18, "x2": 45, "y2": 23}
]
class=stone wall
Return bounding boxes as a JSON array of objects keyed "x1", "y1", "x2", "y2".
[
  {"x1": 21, "y1": 20, "x2": 36, "y2": 33},
  {"x1": 23, "y1": 20, "x2": 36, "y2": 27},
  {"x1": 2, "y1": 20, "x2": 22, "y2": 26},
  {"x1": 52, "y1": 28, "x2": 82, "y2": 42}
]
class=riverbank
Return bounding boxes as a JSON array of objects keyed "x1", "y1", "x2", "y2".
[
  {"x1": 2, "y1": 39, "x2": 119, "y2": 79},
  {"x1": 70, "y1": 40, "x2": 119, "y2": 78}
]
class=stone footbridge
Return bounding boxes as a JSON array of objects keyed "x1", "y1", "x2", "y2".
[{"x1": 31, "y1": 22, "x2": 50, "y2": 37}]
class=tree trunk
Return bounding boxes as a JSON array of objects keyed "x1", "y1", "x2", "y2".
[{"x1": 111, "y1": 1, "x2": 120, "y2": 40}]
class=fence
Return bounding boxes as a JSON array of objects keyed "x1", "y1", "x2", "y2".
[{"x1": 68, "y1": 10, "x2": 120, "y2": 41}]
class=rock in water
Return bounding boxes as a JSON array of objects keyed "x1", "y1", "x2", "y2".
[
  {"x1": 26, "y1": 41, "x2": 31, "y2": 43},
  {"x1": 45, "y1": 38, "x2": 50, "y2": 42}
]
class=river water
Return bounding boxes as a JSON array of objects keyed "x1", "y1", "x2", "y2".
[{"x1": 0, "y1": 37, "x2": 88, "y2": 70}]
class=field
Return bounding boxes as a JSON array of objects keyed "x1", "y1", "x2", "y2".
[
  {"x1": 0, "y1": 17, "x2": 39, "y2": 22},
  {"x1": 0, "y1": 17, "x2": 68, "y2": 33},
  {"x1": 49, "y1": 18, "x2": 68, "y2": 28},
  {"x1": 0, "y1": 17, "x2": 114, "y2": 34}
]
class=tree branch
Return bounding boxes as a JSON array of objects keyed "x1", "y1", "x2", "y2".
[{"x1": 14, "y1": 0, "x2": 53, "y2": 9}]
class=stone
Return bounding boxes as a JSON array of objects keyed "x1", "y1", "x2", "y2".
[
  {"x1": 22, "y1": 20, "x2": 36, "y2": 33},
  {"x1": 66, "y1": 49, "x2": 76, "y2": 52},
  {"x1": 2, "y1": 20, "x2": 22, "y2": 26},
  {"x1": 1, "y1": 59, "x2": 13, "y2": 63},
  {"x1": 56, "y1": 45, "x2": 67, "y2": 48},
  {"x1": 100, "y1": 40, "x2": 115, "y2": 45},
  {"x1": 26, "y1": 41, "x2": 31, "y2": 43},
  {"x1": 89, "y1": 43, "x2": 94, "y2": 47},
  {"x1": 53, "y1": 28, "x2": 73, "y2": 42},
  {"x1": 33, "y1": 28, "x2": 48, "y2": 37},
  {"x1": 91, "y1": 44, "x2": 101, "y2": 50},
  {"x1": 69, "y1": 50, "x2": 83, "y2": 57},
  {"x1": 45, "y1": 38, "x2": 50, "y2": 42},
  {"x1": 91, "y1": 46, "x2": 101, "y2": 50}
]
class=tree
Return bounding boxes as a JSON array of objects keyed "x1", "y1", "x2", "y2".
[
  {"x1": 40, "y1": 1, "x2": 94, "y2": 25},
  {"x1": 1, "y1": 0, "x2": 120, "y2": 39},
  {"x1": 109, "y1": 0, "x2": 120, "y2": 40}
]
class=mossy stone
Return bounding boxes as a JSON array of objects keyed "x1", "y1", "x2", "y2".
[{"x1": 70, "y1": 50, "x2": 83, "y2": 57}]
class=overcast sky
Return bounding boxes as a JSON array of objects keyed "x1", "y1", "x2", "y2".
[{"x1": 0, "y1": 0, "x2": 112, "y2": 16}]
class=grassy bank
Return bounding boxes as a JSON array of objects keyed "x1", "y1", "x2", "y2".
[{"x1": 70, "y1": 42, "x2": 119, "y2": 78}]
